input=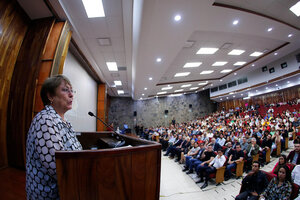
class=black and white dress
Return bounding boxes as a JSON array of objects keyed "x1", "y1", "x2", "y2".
[{"x1": 26, "y1": 105, "x2": 82, "y2": 199}]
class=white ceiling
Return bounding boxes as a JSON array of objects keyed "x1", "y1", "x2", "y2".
[{"x1": 17, "y1": 0, "x2": 300, "y2": 100}]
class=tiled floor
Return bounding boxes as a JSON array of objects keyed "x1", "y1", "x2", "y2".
[{"x1": 160, "y1": 142, "x2": 294, "y2": 200}]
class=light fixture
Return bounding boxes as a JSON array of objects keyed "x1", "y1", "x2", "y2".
[
  {"x1": 117, "y1": 90, "x2": 124, "y2": 94},
  {"x1": 162, "y1": 86, "x2": 173, "y2": 90},
  {"x1": 82, "y1": 0, "x2": 105, "y2": 18},
  {"x1": 106, "y1": 62, "x2": 118, "y2": 71},
  {"x1": 114, "y1": 80, "x2": 122, "y2": 86},
  {"x1": 266, "y1": 87, "x2": 268, "y2": 89},
  {"x1": 183, "y1": 62, "x2": 202, "y2": 68},
  {"x1": 198, "y1": 82, "x2": 208, "y2": 85},
  {"x1": 229, "y1": 92, "x2": 234, "y2": 95},
  {"x1": 220, "y1": 98, "x2": 222, "y2": 101},
  {"x1": 156, "y1": 58, "x2": 162, "y2": 62},
  {"x1": 250, "y1": 51, "x2": 263, "y2": 57},
  {"x1": 175, "y1": 89, "x2": 184, "y2": 92},
  {"x1": 274, "y1": 52, "x2": 278, "y2": 55},
  {"x1": 287, "y1": 81, "x2": 290, "y2": 83},
  {"x1": 290, "y1": 1, "x2": 300, "y2": 17},
  {"x1": 220, "y1": 79, "x2": 223, "y2": 82},
  {"x1": 220, "y1": 69, "x2": 232, "y2": 73},
  {"x1": 212, "y1": 61, "x2": 228, "y2": 66},
  {"x1": 174, "y1": 14, "x2": 182, "y2": 21},
  {"x1": 157, "y1": 91, "x2": 167, "y2": 95},
  {"x1": 196, "y1": 47, "x2": 219, "y2": 54},
  {"x1": 267, "y1": 28, "x2": 273, "y2": 32},
  {"x1": 142, "y1": 94, "x2": 145, "y2": 96},
  {"x1": 149, "y1": 77, "x2": 153, "y2": 80},
  {"x1": 170, "y1": 94, "x2": 183, "y2": 97},
  {"x1": 276, "y1": 84, "x2": 278, "y2": 86},
  {"x1": 190, "y1": 87, "x2": 199, "y2": 90},
  {"x1": 234, "y1": 61, "x2": 246, "y2": 66},
  {"x1": 200, "y1": 70, "x2": 214, "y2": 74},
  {"x1": 144, "y1": 88, "x2": 147, "y2": 90},
  {"x1": 241, "y1": 94, "x2": 243, "y2": 96},
  {"x1": 288, "y1": 34, "x2": 293, "y2": 38},
  {"x1": 232, "y1": 20, "x2": 239, "y2": 25},
  {"x1": 252, "y1": 64, "x2": 255, "y2": 66},
  {"x1": 174, "y1": 72, "x2": 190, "y2": 77},
  {"x1": 181, "y1": 84, "x2": 192, "y2": 88},
  {"x1": 210, "y1": 84, "x2": 213, "y2": 86},
  {"x1": 228, "y1": 49, "x2": 245, "y2": 55},
  {"x1": 233, "y1": 95, "x2": 235, "y2": 98},
  {"x1": 234, "y1": 73, "x2": 237, "y2": 75},
  {"x1": 140, "y1": 97, "x2": 143, "y2": 100},
  {"x1": 226, "y1": 97, "x2": 229, "y2": 99}
]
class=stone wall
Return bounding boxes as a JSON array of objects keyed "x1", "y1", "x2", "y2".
[{"x1": 108, "y1": 90, "x2": 216, "y2": 131}]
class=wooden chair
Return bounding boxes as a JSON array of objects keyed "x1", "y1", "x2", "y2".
[
  {"x1": 265, "y1": 148, "x2": 271, "y2": 163},
  {"x1": 276, "y1": 142, "x2": 281, "y2": 156},
  {"x1": 235, "y1": 160, "x2": 244, "y2": 177},
  {"x1": 285, "y1": 137, "x2": 289, "y2": 149},
  {"x1": 252, "y1": 154, "x2": 259, "y2": 162}
]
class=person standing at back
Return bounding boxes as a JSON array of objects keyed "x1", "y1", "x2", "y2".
[{"x1": 26, "y1": 75, "x2": 83, "y2": 199}]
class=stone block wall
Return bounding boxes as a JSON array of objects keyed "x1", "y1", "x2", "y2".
[{"x1": 108, "y1": 90, "x2": 216, "y2": 131}]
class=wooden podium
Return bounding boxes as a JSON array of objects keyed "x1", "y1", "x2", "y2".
[{"x1": 55, "y1": 132, "x2": 161, "y2": 200}]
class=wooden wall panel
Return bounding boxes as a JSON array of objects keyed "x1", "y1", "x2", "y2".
[
  {"x1": 0, "y1": 0, "x2": 29, "y2": 168},
  {"x1": 218, "y1": 86, "x2": 300, "y2": 111},
  {"x1": 6, "y1": 18, "x2": 55, "y2": 169},
  {"x1": 97, "y1": 84, "x2": 108, "y2": 131}
]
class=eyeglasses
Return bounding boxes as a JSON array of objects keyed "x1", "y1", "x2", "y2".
[{"x1": 62, "y1": 88, "x2": 76, "y2": 94}]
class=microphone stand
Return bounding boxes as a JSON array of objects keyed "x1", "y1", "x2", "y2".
[{"x1": 88, "y1": 112, "x2": 125, "y2": 147}]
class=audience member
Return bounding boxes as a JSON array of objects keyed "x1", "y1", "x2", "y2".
[{"x1": 287, "y1": 142, "x2": 300, "y2": 165}]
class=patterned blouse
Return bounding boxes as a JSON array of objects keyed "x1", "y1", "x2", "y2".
[
  {"x1": 26, "y1": 105, "x2": 82, "y2": 199},
  {"x1": 261, "y1": 177, "x2": 292, "y2": 200}
]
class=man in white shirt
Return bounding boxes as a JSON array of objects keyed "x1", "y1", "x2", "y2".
[
  {"x1": 292, "y1": 164, "x2": 300, "y2": 186},
  {"x1": 199, "y1": 149, "x2": 226, "y2": 189}
]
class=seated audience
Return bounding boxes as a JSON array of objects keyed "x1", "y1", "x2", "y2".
[
  {"x1": 291, "y1": 164, "x2": 300, "y2": 186},
  {"x1": 209, "y1": 138, "x2": 222, "y2": 152},
  {"x1": 225, "y1": 144, "x2": 244, "y2": 180},
  {"x1": 182, "y1": 143, "x2": 205, "y2": 173},
  {"x1": 259, "y1": 165, "x2": 292, "y2": 200},
  {"x1": 194, "y1": 145, "x2": 216, "y2": 182},
  {"x1": 244, "y1": 138, "x2": 260, "y2": 172},
  {"x1": 236, "y1": 161, "x2": 269, "y2": 200},
  {"x1": 287, "y1": 142, "x2": 300, "y2": 165},
  {"x1": 271, "y1": 155, "x2": 288, "y2": 175}
]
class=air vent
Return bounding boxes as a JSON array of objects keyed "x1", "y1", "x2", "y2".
[
  {"x1": 111, "y1": 73, "x2": 120, "y2": 77},
  {"x1": 118, "y1": 66, "x2": 127, "y2": 71},
  {"x1": 97, "y1": 38, "x2": 111, "y2": 46}
]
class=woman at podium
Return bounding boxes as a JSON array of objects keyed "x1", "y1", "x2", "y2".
[{"x1": 25, "y1": 75, "x2": 82, "y2": 199}]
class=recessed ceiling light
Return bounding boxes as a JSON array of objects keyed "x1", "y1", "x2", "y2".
[
  {"x1": 288, "y1": 34, "x2": 293, "y2": 38},
  {"x1": 156, "y1": 58, "x2": 162, "y2": 62},
  {"x1": 234, "y1": 73, "x2": 237, "y2": 75},
  {"x1": 274, "y1": 52, "x2": 278, "y2": 55},
  {"x1": 210, "y1": 84, "x2": 213, "y2": 86},
  {"x1": 234, "y1": 61, "x2": 246, "y2": 66},
  {"x1": 252, "y1": 64, "x2": 255, "y2": 66},
  {"x1": 232, "y1": 20, "x2": 239, "y2": 25},
  {"x1": 181, "y1": 84, "x2": 192, "y2": 88},
  {"x1": 250, "y1": 51, "x2": 263, "y2": 57},
  {"x1": 114, "y1": 80, "x2": 122, "y2": 86},
  {"x1": 106, "y1": 62, "x2": 118, "y2": 71},
  {"x1": 196, "y1": 48, "x2": 219, "y2": 54},
  {"x1": 229, "y1": 92, "x2": 234, "y2": 95},
  {"x1": 190, "y1": 87, "x2": 199, "y2": 90},
  {"x1": 140, "y1": 97, "x2": 143, "y2": 100},
  {"x1": 212, "y1": 61, "x2": 228, "y2": 66},
  {"x1": 220, "y1": 79, "x2": 223, "y2": 82},
  {"x1": 149, "y1": 77, "x2": 153, "y2": 80},
  {"x1": 174, "y1": 14, "x2": 182, "y2": 21},
  {"x1": 220, "y1": 98, "x2": 222, "y2": 100},
  {"x1": 117, "y1": 90, "x2": 124, "y2": 94},
  {"x1": 174, "y1": 72, "x2": 190, "y2": 77},
  {"x1": 198, "y1": 82, "x2": 208, "y2": 85},
  {"x1": 233, "y1": 95, "x2": 235, "y2": 98},
  {"x1": 170, "y1": 94, "x2": 183, "y2": 97},
  {"x1": 266, "y1": 87, "x2": 268, "y2": 89},
  {"x1": 267, "y1": 28, "x2": 273, "y2": 32},
  {"x1": 287, "y1": 81, "x2": 290, "y2": 83},
  {"x1": 157, "y1": 91, "x2": 167, "y2": 95},
  {"x1": 144, "y1": 88, "x2": 147, "y2": 90},
  {"x1": 228, "y1": 49, "x2": 245, "y2": 55},
  {"x1": 200, "y1": 70, "x2": 214, "y2": 74},
  {"x1": 256, "y1": 90, "x2": 258, "y2": 92},
  {"x1": 275, "y1": 84, "x2": 278, "y2": 86},
  {"x1": 175, "y1": 89, "x2": 184, "y2": 92},
  {"x1": 290, "y1": 1, "x2": 300, "y2": 17},
  {"x1": 82, "y1": 0, "x2": 105, "y2": 18},
  {"x1": 220, "y1": 69, "x2": 232, "y2": 73},
  {"x1": 142, "y1": 94, "x2": 145, "y2": 96},
  {"x1": 183, "y1": 62, "x2": 202, "y2": 68},
  {"x1": 162, "y1": 86, "x2": 173, "y2": 90},
  {"x1": 226, "y1": 97, "x2": 228, "y2": 99},
  {"x1": 241, "y1": 94, "x2": 243, "y2": 96}
]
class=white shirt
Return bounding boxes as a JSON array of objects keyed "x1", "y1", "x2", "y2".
[
  {"x1": 210, "y1": 155, "x2": 226, "y2": 168},
  {"x1": 292, "y1": 165, "x2": 300, "y2": 186}
]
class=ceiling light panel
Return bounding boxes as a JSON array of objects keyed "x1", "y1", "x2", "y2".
[
  {"x1": 196, "y1": 48, "x2": 219, "y2": 54},
  {"x1": 162, "y1": 86, "x2": 173, "y2": 90},
  {"x1": 106, "y1": 62, "x2": 118, "y2": 71},
  {"x1": 212, "y1": 61, "x2": 227, "y2": 66},
  {"x1": 174, "y1": 89, "x2": 184, "y2": 92},
  {"x1": 82, "y1": 0, "x2": 105, "y2": 18},
  {"x1": 228, "y1": 49, "x2": 245, "y2": 55},
  {"x1": 190, "y1": 87, "x2": 199, "y2": 90},
  {"x1": 157, "y1": 91, "x2": 167, "y2": 95},
  {"x1": 174, "y1": 72, "x2": 190, "y2": 77},
  {"x1": 250, "y1": 51, "x2": 263, "y2": 57},
  {"x1": 220, "y1": 69, "x2": 232, "y2": 73},
  {"x1": 183, "y1": 62, "x2": 202, "y2": 68},
  {"x1": 234, "y1": 61, "x2": 246, "y2": 66},
  {"x1": 200, "y1": 70, "x2": 214, "y2": 74},
  {"x1": 198, "y1": 82, "x2": 208, "y2": 85},
  {"x1": 117, "y1": 90, "x2": 124, "y2": 94},
  {"x1": 290, "y1": 1, "x2": 300, "y2": 17},
  {"x1": 181, "y1": 84, "x2": 192, "y2": 88},
  {"x1": 114, "y1": 80, "x2": 122, "y2": 86}
]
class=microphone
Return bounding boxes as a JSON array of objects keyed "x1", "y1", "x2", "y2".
[{"x1": 88, "y1": 111, "x2": 123, "y2": 143}]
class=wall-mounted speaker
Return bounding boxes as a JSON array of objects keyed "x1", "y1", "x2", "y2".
[
  {"x1": 164, "y1": 110, "x2": 168, "y2": 115},
  {"x1": 189, "y1": 104, "x2": 192, "y2": 109},
  {"x1": 133, "y1": 111, "x2": 137, "y2": 116},
  {"x1": 269, "y1": 67, "x2": 275, "y2": 73}
]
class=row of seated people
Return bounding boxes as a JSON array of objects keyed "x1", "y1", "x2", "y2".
[{"x1": 162, "y1": 134, "x2": 300, "y2": 190}]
